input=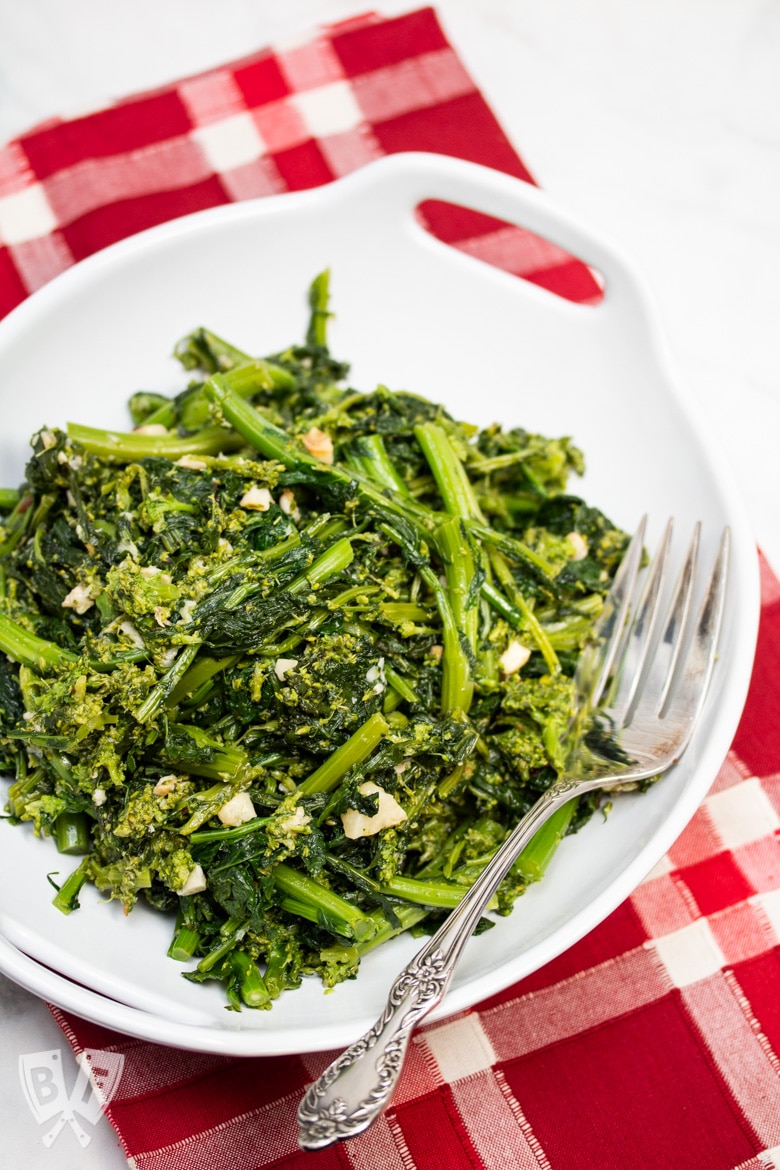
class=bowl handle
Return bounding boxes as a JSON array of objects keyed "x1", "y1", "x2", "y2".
[{"x1": 345, "y1": 152, "x2": 661, "y2": 325}]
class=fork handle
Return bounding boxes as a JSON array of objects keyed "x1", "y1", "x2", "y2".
[{"x1": 297, "y1": 780, "x2": 581, "y2": 1150}]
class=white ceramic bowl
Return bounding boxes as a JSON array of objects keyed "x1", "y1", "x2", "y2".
[{"x1": 0, "y1": 152, "x2": 759, "y2": 1054}]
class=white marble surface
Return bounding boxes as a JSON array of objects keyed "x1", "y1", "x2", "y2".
[{"x1": 0, "y1": 2, "x2": 778, "y2": 1166}]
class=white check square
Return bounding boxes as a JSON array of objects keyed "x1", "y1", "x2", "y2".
[
  {"x1": 706, "y1": 777, "x2": 780, "y2": 850},
  {"x1": 192, "y1": 113, "x2": 266, "y2": 173},
  {"x1": 423, "y1": 1013, "x2": 496, "y2": 1082},
  {"x1": 291, "y1": 81, "x2": 363, "y2": 138},
  {"x1": 0, "y1": 183, "x2": 58, "y2": 245},
  {"x1": 653, "y1": 919, "x2": 725, "y2": 988}
]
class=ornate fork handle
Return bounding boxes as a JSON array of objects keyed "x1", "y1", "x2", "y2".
[{"x1": 297, "y1": 779, "x2": 584, "y2": 1150}]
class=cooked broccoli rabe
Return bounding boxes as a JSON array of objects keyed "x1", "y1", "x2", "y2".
[{"x1": 0, "y1": 273, "x2": 629, "y2": 1009}]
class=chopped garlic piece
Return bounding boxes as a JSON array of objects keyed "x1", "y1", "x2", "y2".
[
  {"x1": 178, "y1": 599, "x2": 197, "y2": 625},
  {"x1": 218, "y1": 791, "x2": 256, "y2": 827},
  {"x1": 341, "y1": 781, "x2": 407, "y2": 840},
  {"x1": 176, "y1": 454, "x2": 208, "y2": 471},
  {"x1": 430, "y1": 644, "x2": 443, "y2": 663},
  {"x1": 279, "y1": 489, "x2": 296, "y2": 515},
  {"x1": 153, "y1": 774, "x2": 179, "y2": 796},
  {"x1": 178, "y1": 864, "x2": 207, "y2": 896},
  {"x1": 153, "y1": 605, "x2": 170, "y2": 627},
  {"x1": 274, "y1": 657, "x2": 298, "y2": 681},
  {"x1": 92, "y1": 788, "x2": 107, "y2": 806},
  {"x1": 62, "y1": 584, "x2": 94, "y2": 614},
  {"x1": 118, "y1": 620, "x2": 145, "y2": 648},
  {"x1": 365, "y1": 657, "x2": 386, "y2": 695},
  {"x1": 566, "y1": 532, "x2": 588, "y2": 561},
  {"x1": 57, "y1": 450, "x2": 83, "y2": 470},
  {"x1": 37, "y1": 429, "x2": 57, "y2": 450},
  {"x1": 116, "y1": 537, "x2": 140, "y2": 558},
  {"x1": 500, "y1": 640, "x2": 531, "y2": 675},
  {"x1": 301, "y1": 427, "x2": 334, "y2": 464},
  {"x1": 280, "y1": 805, "x2": 311, "y2": 833},
  {"x1": 133, "y1": 423, "x2": 169, "y2": 436},
  {"x1": 240, "y1": 485, "x2": 273, "y2": 511}
]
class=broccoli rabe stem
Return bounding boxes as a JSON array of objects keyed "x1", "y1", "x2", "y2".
[
  {"x1": 51, "y1": 857, "x2": 91, "y2": 915},
  {"x1": 297, "y1": 712, "x2": 389, "y2": 795},
  {"x1": 469, "y1": 521, "x2": 557, "y2": 583},
  {"x1": 204, "y1": 376, "x2": 430, "y2": 528},
  {"x1": 273, "y1": 862, "x2": 376, "y2": 941},
  {"x1": 485, "y1": 550, "x2": 560, "y2": 675},
  {"x1": 168, "y1": 924, "x2": 201, "y2": 962},
  {"x1": 0, "y1": 487, "x2": 20, "y2": 511},
  {"x1": 230, "y1": 948, "x2": 271, "y2": 1009},
  {"x1": 197, "y1": 918, "x2": 249, "y2": 974},
  {"x1": 320, "y1": 904, "x2": 430, "y2": 973},
  {"x1": 413, "y1": 422, "x2": 484, "y2": 522},
  {"x1": 380, "y1": 874, "x2": 499, "y2": 911},
  {"x1": 54, "y1": 812, "x2": 90, "y2": 855},
  {"x1": 306, "y1": 268, "x2": 332, "y2": 348},
  {"x1": 205, "y1": 375, "x2": 321, "y2": 469},
  {"x1": 417, "y1": 562, "x2": 473, "y2": 715},
  {"x1": 180, "y1": 360, "x2": 298, "y2": 431},
  {"x1": 177, "y1": 329, "x2": 294, "y2": 384},
  {"x1": 514, "y1": 800, "x2": 576, "y2": 882},
  {"x1": 188, "y1": 816, "x2": 270, "y2": 845},
  {"x1": 347, "y1": 433, "x2": 413, "y2": 498},
  {"x1": 0, "y1": 612, "x2": 78, "y2": 672},
  {"x1": 168, "y1": 653, "x2": 241, "y2": 708},
  {"x1": 67, "y1": 423, "x2": 245, "y2": 461},
  {"x1": 168, "y1": 898, "x2": 202, "y2": 960},
  {"x1": 383, "y1": 664, "x2": 420, "y2": 705},
  {"x1": 286, "y1": 536, "x2": 354, "y2": 595},
  {"x1": 413, "y1": 424, "x2": 491, "y2": 708},
  {"x1": 135, "y1": 643, "x2": 201, "y2": 723},
  {"x1": 0, "y1": 490, "x2": 32, "y2": 557},
  {"x1": 435, "y1": 517, "x2": 480, "y2": 664},
  {"x1": 166, "y1": 732, "x2": 250, "y2": 788}
]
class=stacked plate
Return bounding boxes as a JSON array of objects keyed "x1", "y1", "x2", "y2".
[{"x1": 0, "y1": 154, "x2": 759, "y2": 1056}]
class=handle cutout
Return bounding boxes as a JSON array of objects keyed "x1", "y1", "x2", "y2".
[{"x1": 417, "y1": 199, "x2": 604, "y2": 305}]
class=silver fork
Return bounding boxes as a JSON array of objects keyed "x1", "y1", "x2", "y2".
[{"x1": 297, "y1": 518, "x2": 730, "y2": 1151}]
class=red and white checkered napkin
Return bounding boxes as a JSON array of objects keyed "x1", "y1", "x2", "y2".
[
  {"x1": 0, "y1": 8, "x2": 601, "y2": 315},
  {"x1": 3, "y1": 7, "x2": 779, "y2": 1169}
]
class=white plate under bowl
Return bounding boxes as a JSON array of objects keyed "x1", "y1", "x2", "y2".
[{"x1": 0, "y1": 152, "x2": 758, "y2": 1055}]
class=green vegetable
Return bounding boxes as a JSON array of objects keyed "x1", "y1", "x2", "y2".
[{"x1": 0, "y1": 274, "x2": 629, "y2": 1010}]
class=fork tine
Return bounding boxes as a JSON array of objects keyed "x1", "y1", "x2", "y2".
[
  {"x1": 563, "y1": 515, "x2": 646, "y2": 758},
  {"x1": 656, "y1": 522, "x2": 701, "y2": 714},
  {"x1": 634, "y1": 522, "x2": 700, "y2": 719},
  {"x1": 661, "y1": 526, "x2": 730, "y2": 744},
  {"x1": 609, "y1": 517, "x2": 674, "y2": 724},
  {"x1": 584, "y1": 514, "x2": 647, "y2": 711}
]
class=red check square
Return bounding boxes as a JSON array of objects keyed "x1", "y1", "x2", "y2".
[
  {"x1": 679, "y1": 852, "x2": 756, "y2": 916},
  {"x1": 234, "y1": 54, "x2": 292, "y2": 108},
  {"x1": 499, "y1": 995, "x2": 758, "y2": 1170}
]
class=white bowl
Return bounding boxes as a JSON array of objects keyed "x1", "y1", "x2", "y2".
[{"x1": 0, "y1": 152, "x2": 759, "y2": 1054}]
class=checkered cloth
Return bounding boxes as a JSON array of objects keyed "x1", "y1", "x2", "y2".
[
  {"x1": 0, "y1": 8, "x2": 602, "y2": 316},
  {"x1": 3, "y1": 8, "x2": 779, "y2": 1169}
]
